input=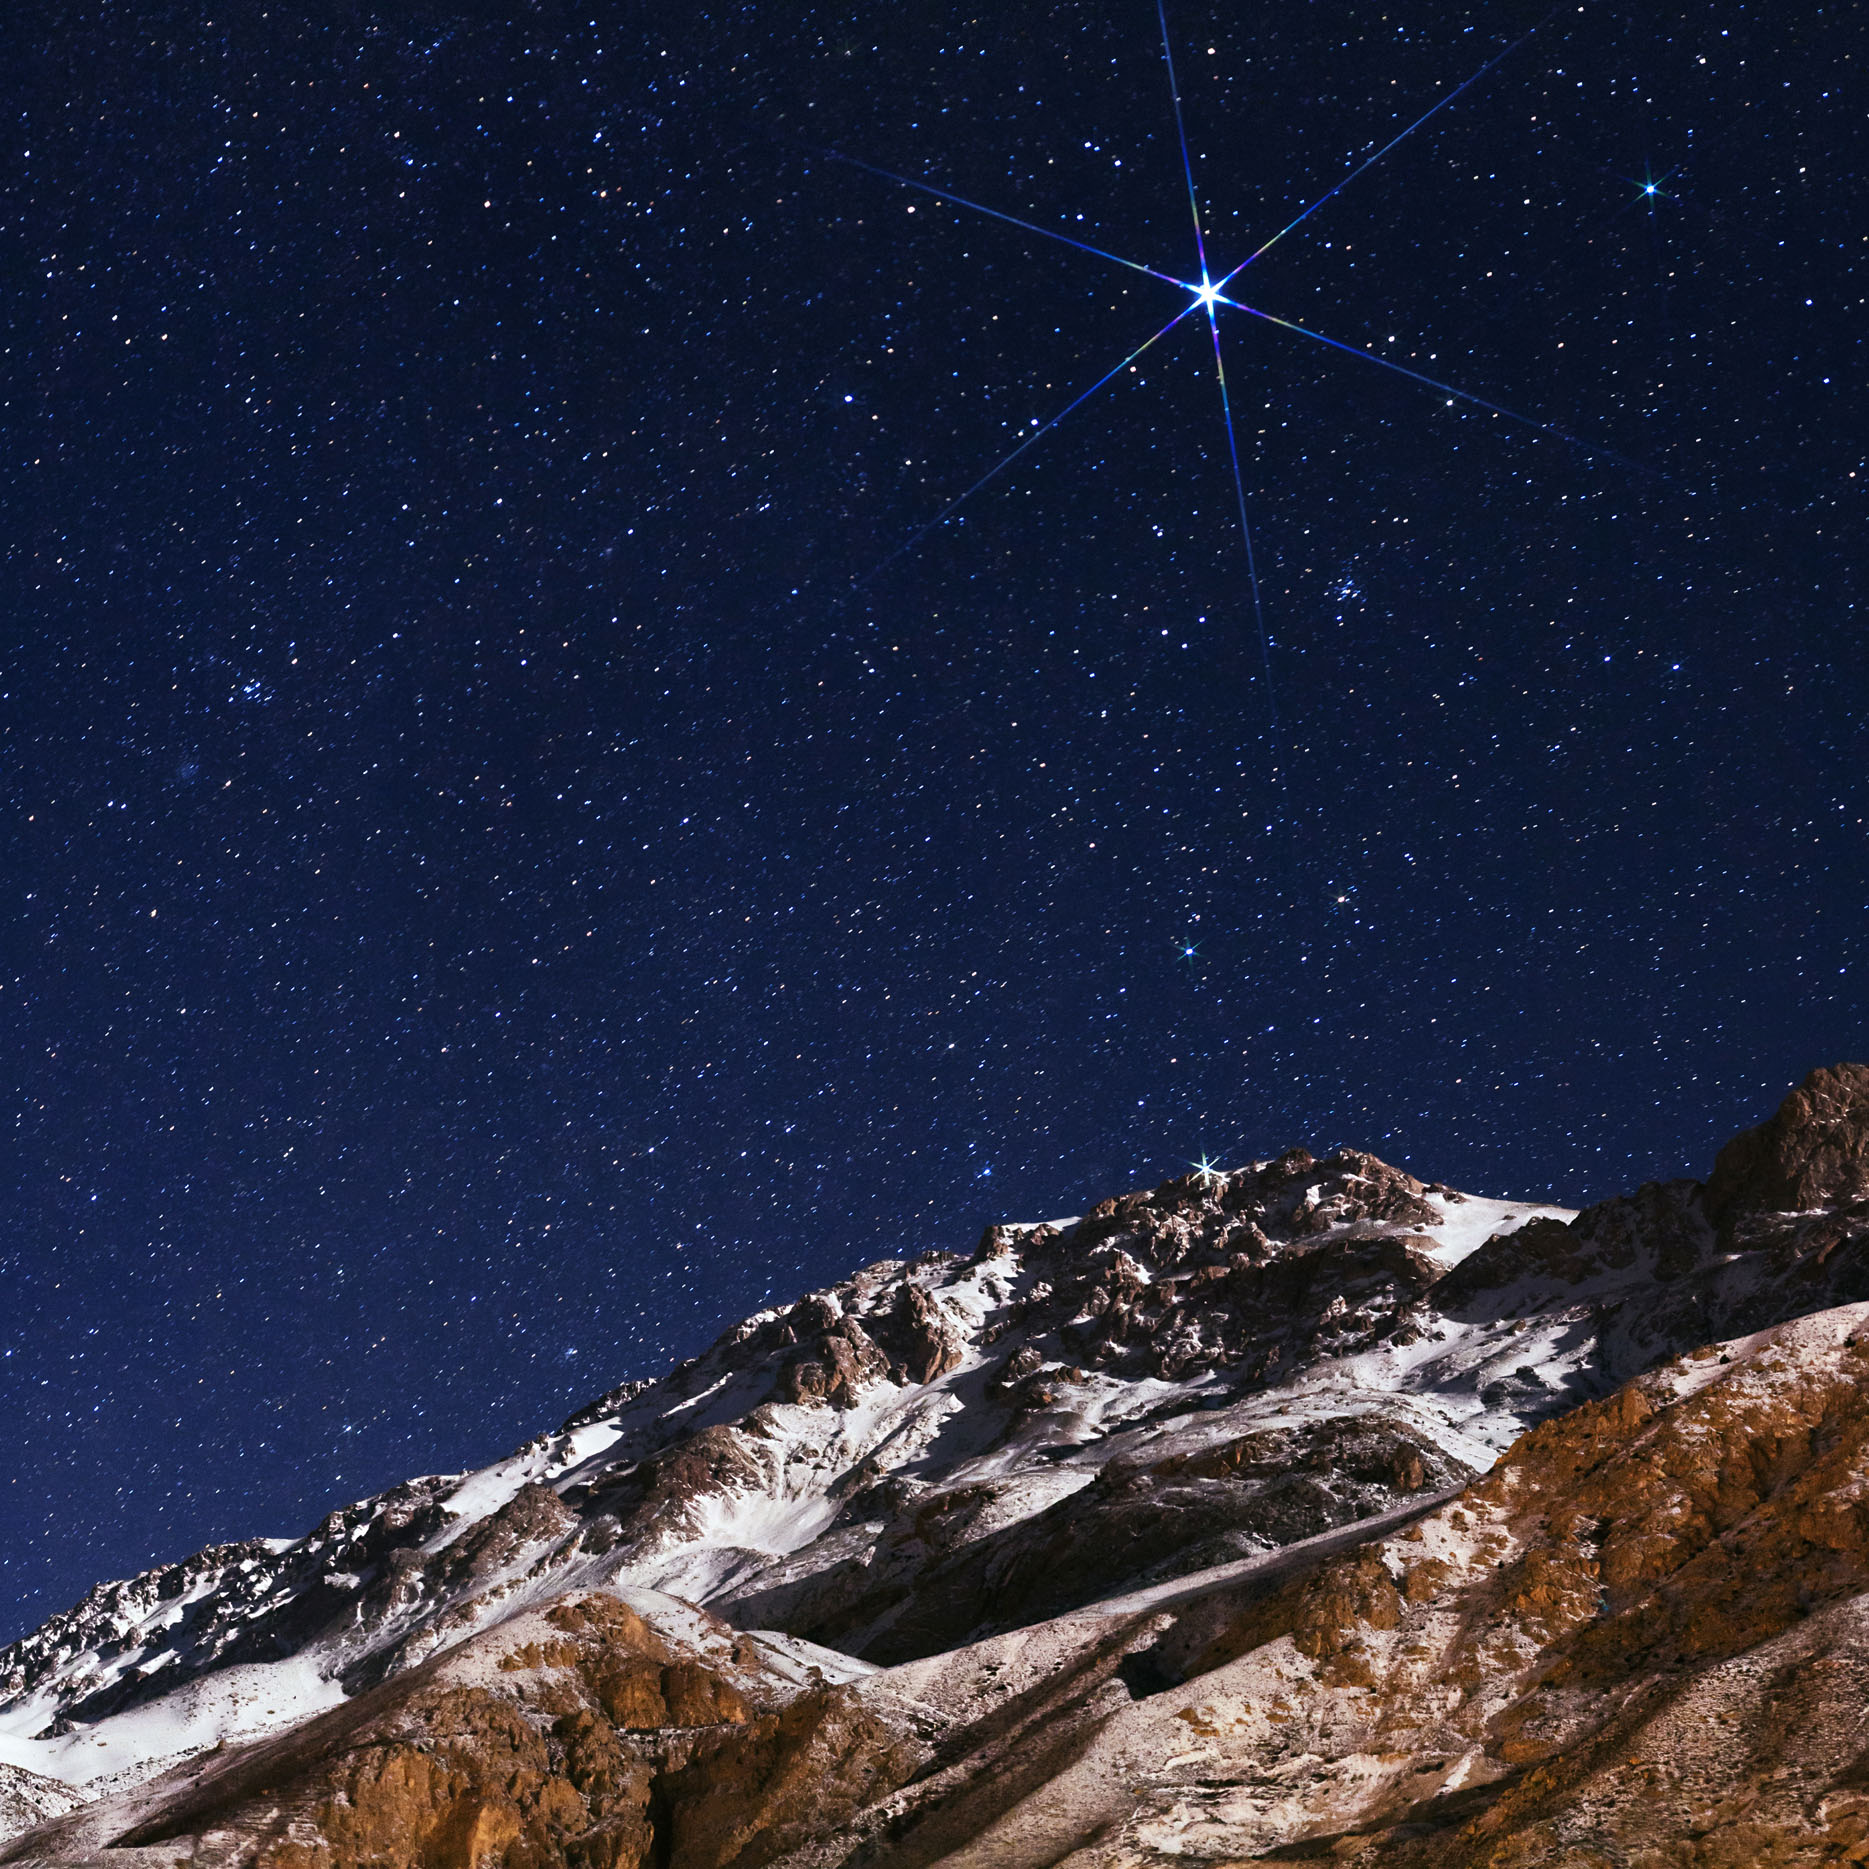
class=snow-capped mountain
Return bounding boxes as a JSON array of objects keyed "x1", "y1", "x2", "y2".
[{"x1": 6, "y1": 1065, "x2": 1869, "y2": 1867}]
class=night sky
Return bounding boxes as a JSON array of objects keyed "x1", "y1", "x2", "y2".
[{"x1": 7, "y1": 0, "x2": 1864, "y2": 1639}]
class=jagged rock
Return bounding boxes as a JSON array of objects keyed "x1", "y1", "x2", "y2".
[
  {"x1": 78, "y1": 1591, "x2": 818, "y2": 1869},
  {"x1": 0, "y1": 1767, "x2": 84, "y2": 1846},
  {"x1": 657, "y1": 1686, "x2": 919, "y2": 1869},
  {"x1": 889, "y1": 1285, "x2": 967, "y2": 1384},
  {"x1": 1705, "y1": 1061, "x2": 1869, "y2": 1226},
  {"x1": 1025, "y1": 1303, "x2": 1869, "y2": 1867},
  {"x1": 778, "y1": 1311, "x2": 892, "y2": 1408},
  {"x1": 744, "y1": 1415, "x2": 1477, "y2": 1667}
]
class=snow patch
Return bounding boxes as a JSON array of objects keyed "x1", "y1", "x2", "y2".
[
  {"x1": 0, "y1": 1653, "x2": 347, "y2": 1791},
  {"x1": 685, "y1": 1487, "x2": 842, "y2": 1559},
  {"x1": 1420, "y1": 1192, "x2": 1577, "y2": 1267},
  {"x1": 431, "y1": 1456, "x2": 541, "y2": 1542}
]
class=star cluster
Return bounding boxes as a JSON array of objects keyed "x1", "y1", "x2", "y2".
[{"x1": 4, "y1": 2, "x2": 1864, "y2": 1636}]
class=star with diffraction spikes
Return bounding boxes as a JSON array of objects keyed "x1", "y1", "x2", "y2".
[
  {"x1": 1632, "y1": 163, "x2": 1681, "y2": 207},
  {"x1": 830, "y1": 3, "x2": 1641, "y2": 737}
]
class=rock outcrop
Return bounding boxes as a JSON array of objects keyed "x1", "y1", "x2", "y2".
[
  {"x1": 4, "y1": 1066, "x2": 1869, "y2": 1867},
  {"x1": 24, "y1": 1592, "x2": 906, "y2": 1869},
  {"x1": 0, "y1": 1768, "x2": 83, "y2": 1850},
  {"x1": 900, "y1": 1303, "x2": 1869, "y2": 1867},
  {"x1": 1704, "y1": 1061, "x2": 1869, "y2": 1228}
]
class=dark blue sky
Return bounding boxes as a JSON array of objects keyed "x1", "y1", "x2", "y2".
[{"x1": 6, "y1": 0, "x2": 1864, "y2": 1639}]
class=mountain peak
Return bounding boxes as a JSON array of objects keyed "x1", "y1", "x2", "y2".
[{"x1": 1704, "y1": 1061, "x2": 1869, "y2": 1226}]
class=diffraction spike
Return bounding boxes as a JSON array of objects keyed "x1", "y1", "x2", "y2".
[{"x1": 827, "y1": 2, "x2": 1620, "y2": 745}]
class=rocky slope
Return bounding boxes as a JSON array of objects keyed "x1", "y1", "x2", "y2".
[{"x1": 5, "y1": 1063, "x2": 1869, "y2": 1867}]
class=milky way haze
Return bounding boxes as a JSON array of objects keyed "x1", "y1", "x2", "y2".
[{"x1": 6, "y1": 1, "x2": 1864, "y2": 1637}]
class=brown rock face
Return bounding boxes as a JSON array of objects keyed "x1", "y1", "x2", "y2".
[
  {"x1": 660, "y1": 1688, "x2": 919, "y2": 1869},
  {"x1": 1705, "y1": 1062, "x2": 1869, "y2": 1226},
  {"x1": 783, "y1": 1306, "x2": 1869, "y2": 1869},
  {"x1": 891, "y1": 1286, "x2": 966, "y2": 1385},
  {"x1": 778, "y1": 1310, "x2": 893, "y2": 1408},
  {"x1": 77, "y1": 1591, "x2": 912, "y2": 1869},
  {"x1": 1276, "y1": 1311, "x2": 1869, "y2": 1866}
]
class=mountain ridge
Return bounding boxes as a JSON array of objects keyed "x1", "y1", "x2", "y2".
[{"x1": 5, "y1": 1063, "x2": 1869, "y2": 1867}]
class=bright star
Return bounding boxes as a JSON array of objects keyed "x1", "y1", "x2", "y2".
[
  {"x1": 1631, "y1": 164, "x2": 1679, "y2": 204},
  {"x1": 1190, "y1": 1155, "x2": 1223, "y2": 1186},
  {"x1": 833, "y1": 4, "x2": 1634, "y2": 731}
]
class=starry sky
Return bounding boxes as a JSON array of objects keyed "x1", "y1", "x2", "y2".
[{"x1": 6, "y1": 0, "x2": 1864, "y2": 1638}]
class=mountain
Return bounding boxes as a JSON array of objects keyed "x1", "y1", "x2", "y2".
[{"x1": 4, "y1": 1064, "x2": 1869, "y2": 1867}]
